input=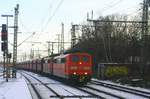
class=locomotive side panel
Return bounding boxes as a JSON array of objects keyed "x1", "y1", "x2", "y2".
[
  {"x1": 32, "y1": 60, "x2": 37, "y2": 72},
  {"x1": 36, "y1": 60, "x2": 42, "y2": 72},
  {"x1": 53, "y1": 57, "x2": 66, "y2": 78},
  {"x1": 29, "y1": 61, "x2": 32, "y2": 70},
  {"x1": 48, "y1": 59, "x2": 53, "y2": 75},
  {"x1": 43, "y1": 59, "x2": 49, "y2": 74}
]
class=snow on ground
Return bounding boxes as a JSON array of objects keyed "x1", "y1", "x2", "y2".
[
  {"x1": 92, "y1": 78, "x2": 150, "y2": 93},
  {"x1": 25, "y1": 71, "x2": 90, "y2": 97},
  {"x1": 0, "y1": 68, "x2": 150, "y2": 99},
  {"x1": 0, "y1": 73, "x2": 32, "y2": 99},
  {"x1": 88, "y1": 84, "x2": 147, "y2": 99}
]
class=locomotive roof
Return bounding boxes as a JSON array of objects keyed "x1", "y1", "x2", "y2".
[{"x1": 42, "y1": 52, "x2": 91, "y2": 60}]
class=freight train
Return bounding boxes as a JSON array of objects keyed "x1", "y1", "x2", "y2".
[{"x1": 17, "y1": 52, "x2": 92, "y2": 84}]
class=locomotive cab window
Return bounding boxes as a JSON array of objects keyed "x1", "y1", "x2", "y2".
[
  {"x1": 57, "y1": 58, "x2": 61, "y2": 63},
  {"x1": 45, "y1": 60, "x2": 48, "y2": 63},
  {"x1": 42, "y1": 59, "x2": 45, "y2": 63},
  {"x1": 53, "y1": 59, "x2": 57, "y2": 63},
  {"x1": 61, "y1": 58, "x2": 66, "y2": 63},
  {"x1": 48, "y1": 59, "x2": 51, "y2": 63},
  {"x1": 71, "y1": 55, "x2": 79, "y2": 62},
  {"x1": 82, "y1": 56, "x2": 89, "y2": 62}
]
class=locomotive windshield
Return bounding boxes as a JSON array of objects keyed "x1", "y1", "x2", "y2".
[
  {"x1": 71, "y1": 55, "x2": 89, "y2": 62},
  {"x1": 82, "y1": 56, "x2": 89, "y2": 62},
  {"x1": 71, "y1": 55, "x2": 80, "y2": 62}
]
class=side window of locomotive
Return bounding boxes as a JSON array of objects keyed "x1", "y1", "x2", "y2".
[
  {"x1": 61, "y1": 58, "x2": 66, "y2": 63},
  {"x1": 53, "y1": 59, "x2": 57, "y2": 63},
  {"x1": 71, "y1": 55, "x2": 79, "y2": 62},
  {"x1": 42, "y1": 59, "x2": 45, "y2": 63},
  {"x1": 82, "y1": 56, "x2": 89, "y2": 62},
  {"x1": 57, "y1": 59, "x2": 60, "y2": 63},
  {"x1": 56, "y1": 58, "x2": 61, "y2": 63},
  {"x1": 45, "y1": 60, "x2": 48, "y2": 63},
  {"x1": 48, "y1": 60, "x2": 50, "y2": 63}
]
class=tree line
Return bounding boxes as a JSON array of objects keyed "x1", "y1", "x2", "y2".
[{"x1": 70, "y1": 14, "x2": 150, "y2": 66}]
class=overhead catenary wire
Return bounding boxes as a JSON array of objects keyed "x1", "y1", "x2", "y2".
[
  {"x1": 16, "y1": 0, "x2": 64, "y2": 58},
  {"x1": 19, "y1": 11, "x2": 37, "y2": 44},
  {"x1": 22, "y1": 0, "x2": 59, "y2": 46},
  {"x1": 32, "y1": 0, "x2": 56, "y2": 40},
  {"x1": 41, "y1": 0, "x2": 64, "y2": 32},
  {"x1": 32, "y1": 0, "x2": 123, "y2": 53},
  {"x1": 100, "y1": 0, "x2": 123, "y2": 13},
  {"x1": 23, "y1": 0, "x2": 64, "y2": 56},
  {"x1": 18, "y1": 0, "x2": 56, "y2": 43},
  {"x1": 17, "y1": 32, "x2": 36, "y2": 47},
  {"x1": 33, "y1": 0, "x2": 64, "y2": 42},
  {"x1": 39, "y1": 0, "x2": 55, "y2": 30},
  {"x1": 19, "y1": 16, "x2": 31, "y2": 32},
  {"x1": 27, "y1": 0, "x2": 121, "y2": 42},
  {"x1": 126, "y1": 6, "x2": 142, "y2": 17}
]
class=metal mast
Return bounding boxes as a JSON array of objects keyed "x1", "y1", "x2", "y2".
[
  {"x1": 71, "y1": 24, "x2": 76, "y2": 48},
  {"x1": 61, "y1": 23, "x2": 64, "y2": 53},
  {"x1": 141, "y1": 0, "x2": 149, "y2": 68},
  {"x1": 13, "y1": 4, "x2": 19, "y2": 67}
]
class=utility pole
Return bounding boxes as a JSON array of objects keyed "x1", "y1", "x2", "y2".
[
  {"x1": 30, "y1": 48, "x2": 34, "y2": 59},
  {"x1": 61, "y1": 23, "x2": 64, "y2": 53},
  {"x1": 141, "y1": 0, "x2": 149, "y2": 75},
  {"x1": 71, "y1": 24, "x2": 77, "y2": 48},
  {"x1": 56, "y1": 34, "x2": 61, "y2": 53},
  {"x1": 47, "y1": 41, "x2": 51, "y2": 56},
  {"x1": 47, "y1": 41, "x2": 71, "y2": 55},
  {"x1": 1, "y1": 15, "x2": 13, "y2": 82},
  {"x1": 48, "y1": 42, "x2": 55, "y2": 55},
  {"x1": 52, "y1": 42, "x2": 54, "y2": 55},
  {"x1": 13, "y1": 4, "x2": 19, "y2": 68}
]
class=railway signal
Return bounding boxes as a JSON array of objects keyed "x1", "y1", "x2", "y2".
[
  {"x1": 1, "y1": 24, "x2": 8, "y2": 41},
  {"x1": 1, "y1": 24, "x2": 8, "y2": 52},
  {"x1": 1, "y1": 42, "x2": 7, "y2": 52},
  {"x1": 1, "y1": 14, "x2": 13, "y2": 81}
]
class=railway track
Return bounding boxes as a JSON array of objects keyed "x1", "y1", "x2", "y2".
[
  {"x1": 23, "y1": 71, "x2": 130, "y2": 99},
  {"x1": 21, "y1": 71, "x2": 150, "y2": 99},
  {"x1": 77, "y1": 86, "x2": 125, "y2": 99},
  {"x1": 21, "y1": 71, "x2": 100, "y2": 99},
  {"x1": 74, "y1": 86, "x2": 123, "y2": 99},
  {"x1": 90, "y1": 79, "x2": 150, "y2": 99},
  {"x1": 22, "y1": 72, "x2": 63, "y2": 99},
  {"x1": 23, "y1": 74, "x2": 43, "y2": 99}
]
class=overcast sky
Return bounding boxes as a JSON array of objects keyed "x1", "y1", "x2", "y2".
[{"x1": 0, "y1": 0, "x2": 142, "y2": 60}]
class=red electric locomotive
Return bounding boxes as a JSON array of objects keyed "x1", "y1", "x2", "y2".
[{"x1": 50, "y1": 53, "x2": 92, "y2": 83}]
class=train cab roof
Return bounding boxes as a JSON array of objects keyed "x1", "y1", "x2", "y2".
[{"x1": 53, "y1": 54, "x2": 68, "y2": 59}]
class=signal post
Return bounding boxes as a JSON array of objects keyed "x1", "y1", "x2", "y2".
[{"x1": 1, "y1": 15, "x2": 13, "y2": 82}]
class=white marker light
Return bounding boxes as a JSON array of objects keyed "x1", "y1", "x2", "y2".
[{"x1": 73, "y1": 72, "x2": 76, "y2": 75}]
